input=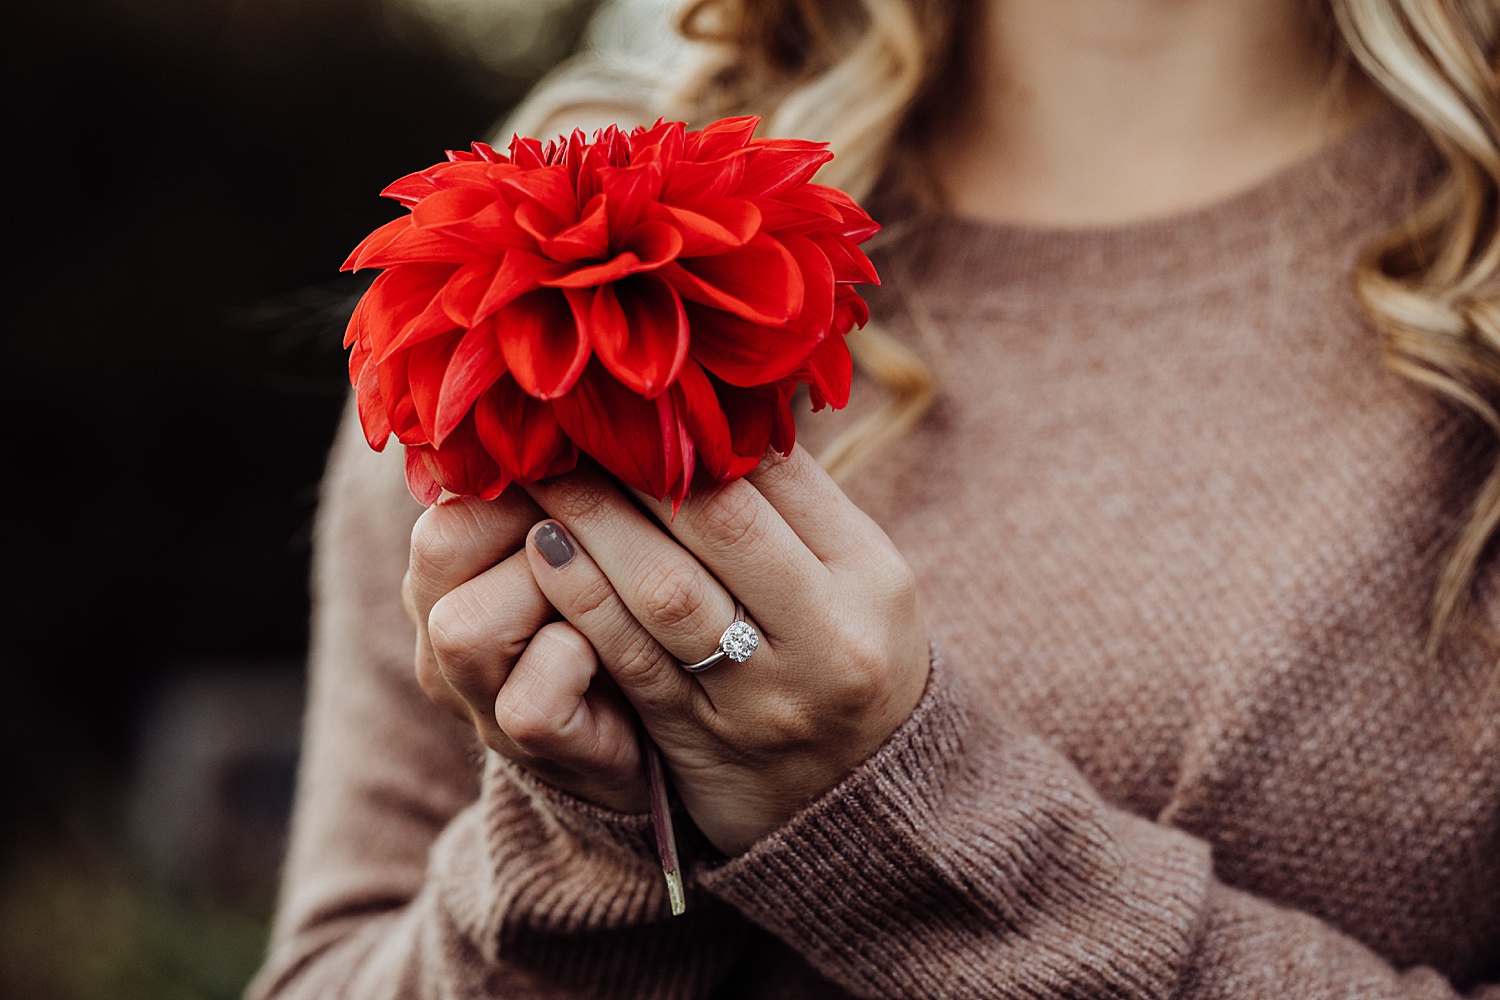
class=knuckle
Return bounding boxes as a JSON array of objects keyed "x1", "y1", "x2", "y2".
[
  {"x1": 408, "y1": 507, "x2": 473, "y2": 585},
  {"x1": 764, "y1": 699, "x2": 818, "y2": 750},
  {"x1": 496, "y1": 628, "x2": 594, "y2": 753},
  {"x1": 567, "y1": 569, "x2": 619, "y2": 624},
  {"x1": 427, "y1": 587, "x2": 533, "y2": 675},
  {"x1": 695, "y1": 484, "x2": 765, "y2": 551},
  {"x1": 882, "y1": 555, "x2": 919, "y2": 603},
  {"x1": 426, "y1": 591, "x2": 483, "y2": 661},
  {"x1": 609, "y1": 628, "x2": 670, "y2": 687},
  {"x1": 843, "y1": 629, "x2": 887, "y2": 676},
  {"x1": 531, "y1": 620, "x2": 594, "y2": 663},
  {"x1": 825, "y1": 626, "x2": 888, "y2": 703},
  {"x1": 494, "y1": 689, "x2": 557, "y2": 753},
  {"x1": 425, "y1": 594, "x2": 478, "y2": 664},
  {"x1": 428, "y1": 596, "x2": 501, "y2": 698},
  {"x1": 542, "y1": 478, "x2": 615, "y2": 530},
  {"x1": 636, "y1": 559, "x2": 706, "y2": 632},
  {"x1": 835, "y1": 659, "x2": 886, "y2": 709}
]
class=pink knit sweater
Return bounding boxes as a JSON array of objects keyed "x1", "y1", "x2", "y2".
[{"x1": 247, "y1": 111, "x2": 1500, "y2": 999}]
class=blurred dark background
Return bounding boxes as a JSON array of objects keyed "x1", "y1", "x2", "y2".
[{"x1": 0, "y1": 1, "x2": 595, "y2": 995}]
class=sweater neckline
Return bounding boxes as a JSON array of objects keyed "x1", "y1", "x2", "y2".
[{"x1": 882, "y1": 108, "x2": 1440, "y2": 311}]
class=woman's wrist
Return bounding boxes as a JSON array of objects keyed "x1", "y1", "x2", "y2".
[{"x1": 693, "y1": 638, "x2": 949, "y2": 860}]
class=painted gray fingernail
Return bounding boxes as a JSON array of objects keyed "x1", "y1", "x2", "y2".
[{"x1": 533, "y1": 521, "x2": 575, "y2": 569}]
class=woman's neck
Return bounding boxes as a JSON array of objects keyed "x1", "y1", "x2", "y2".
[{"x1": 929, "y1": 0, "x2": 1387, "y2": 227}]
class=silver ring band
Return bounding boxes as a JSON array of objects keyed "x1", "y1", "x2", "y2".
[{"x1": 682, "y1": 603, "x2": 760, "y2": 673}]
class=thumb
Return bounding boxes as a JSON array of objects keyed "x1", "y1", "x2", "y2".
[{"x1": 496, "y1": 622, "x2": 647, "y2": 813}]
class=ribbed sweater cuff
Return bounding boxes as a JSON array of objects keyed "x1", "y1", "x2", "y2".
[
  {"x1": 427, "y1": 751, "x2": 746, "y2": 998},
  {"x1": 696, "y1": 651, "x2": 1213, "y2": 999},
  {"x1": 693, "y1": 650, "x2": 968, "y2": 983},
  {"x1": 477, "y1": 751, "x2": 671, "y2": 934},
  {"x1": 497, "y1": 754, "x2": 660, "y2": 864}
]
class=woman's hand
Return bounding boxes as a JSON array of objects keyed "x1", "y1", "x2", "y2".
[
  {"x1": 402, "y1": 488, "x2": 648, "y2": 813},
  {"x1": 521, "y1": 445, "x2": 931, "y2": 855}
]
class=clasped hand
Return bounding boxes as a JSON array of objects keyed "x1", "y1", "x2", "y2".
[{"x1": 401, "y1": 445, "x2": 930, "y2": 856}]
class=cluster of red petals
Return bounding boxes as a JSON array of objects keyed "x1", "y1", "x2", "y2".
[{"x1": 343, "y1": 115, "x2": 880, "y2": 505}]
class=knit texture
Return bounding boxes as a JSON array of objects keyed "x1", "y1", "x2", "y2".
[{"x1": 247, "y1": 110, "x2": 1500, "y2": 999}]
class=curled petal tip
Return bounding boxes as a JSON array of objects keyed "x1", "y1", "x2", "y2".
[{"x1": 404, "y1": 448, "x2": 443, "y2": 506}]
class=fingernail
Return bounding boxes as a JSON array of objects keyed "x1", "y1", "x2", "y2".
[{"x1": 533, "y1": 521, "x2": 575, "y2": 569}]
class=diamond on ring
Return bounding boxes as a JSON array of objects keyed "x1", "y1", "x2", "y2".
[
  {"x1": 720, "y1": 620, "x2": 759, "y2": 663},
  {"x1": 681, "y1": 602, "x2": 759, "y2": 673}
]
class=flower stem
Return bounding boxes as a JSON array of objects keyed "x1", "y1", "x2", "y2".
[{"x1": 639, "y1": 724, "x2": 685, "y2": 916}]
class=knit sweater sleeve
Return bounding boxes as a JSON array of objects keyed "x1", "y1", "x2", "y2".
[
  {"x1": 697, "y1": 648, "x2": 1500, "y2": 1000},
  {"x1": 245, "y1": 402, "x2": 747, "y2": 1000}
]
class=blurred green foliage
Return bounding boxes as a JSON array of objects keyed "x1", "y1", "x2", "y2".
[{"x1": 0, "y1": 838, "x2": 272, "y2": 1000}]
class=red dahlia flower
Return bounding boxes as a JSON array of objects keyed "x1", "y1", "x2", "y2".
[{"x1": 343, "y1": 115, "x2": 880, "y2": 505}]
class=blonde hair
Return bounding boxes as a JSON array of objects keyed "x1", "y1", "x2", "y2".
[{"x1": 509, "y1": 0, "x2": 1500, "y2": 656}]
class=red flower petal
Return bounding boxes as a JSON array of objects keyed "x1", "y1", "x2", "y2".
[
  {"x1": 686, "y1": 116, "x2": 760, "y2": 159},
  {"x1": 501, "y1": 165, "x2": 577, "y2": 226},
  {"x1": 439, "y1": 259, "x2": 499, "y2": 327},
  {"x1": 625, "y1": 220, "x2": 685, "y2": 267},
  {"x1": 598, "y1": 161, "x2": 664, "y2": 239},
  {"x1": 781, "y1": 230, "x2": 837, "y2": 336},
  {"x1": 376, "y1": 346, "x2": 422, "y2": 445},
  {"x1": 360, "y1": 264, "x2": 455, "y2": 360},
  {"x1": 683, "y1": 301, "x2": 818, "y2": 386},
  {"x1": 474, "y1": 375, "x2": 578, "y2": 482},
  {"x1": 673, "y1": 360, "x2": 762, "y2": 483},
  {"x1": 380, "y1": 170, "x2": 437, "y2": 206},
  {"x1": 405, "y1": 446, "x2": 443, "y2": 505},
  {"x1": 833, "y1": 283, "x2": 870, "y2": 330},
  {"x1": 752, "y1": 189, "x2": 841, "y2": 235},
  {"x1": 406, "y1": 329, "x2": 464, "y2": 442},
  {"x1": 422, "y1": 160, "x2": 510, "y2": 190},
  {"x1": 542, "y1": 223, "x2": 682, "y2": 288},
  {"x1": 350, "y1": 340, "x2": 392, "y2": 450},
  {"x1": 496, "y1": 288, "x2": 591, "y2": 399},
  {"x1": 803, "y1": 330, "x2": 853, "y2": 410},
  {"x1": 468, "y1": 141, "x2": 508, "y2": 164},
  {"x1": 807, "y1": 230, "x2": 880, "y2": 284},
  {"x1": 433, "y1": 319, "x2": 508, "y2": 446},
  {"x1": 552, "y1": 362, "x2": 689, "y2": 500},
  {"x1": 373, "y1": 273, "x2": 466, "y2": 365},
  {"x1": 737, "y1": 141, "x2": 833, "y2": 197},
  {"x1": 418, "y1": 414, "x2": 510, "y2": 500},
  {"x1": 343, "y1": 216, "x2": 472, "y2": 271},
  {"x1": 508, "y1": 135, "x2": 548, "y2": 168},
  {"x1": 664, "y1": 387, "x2": 696, "y2": 506},
  {"x1": 590, "y1": 274, "x2": 689, "y2": 398},
  {"x1": 629, "y1": 119, "x2": 686, "y2": 164},
  {"x1": 680, "y1": 230, "x2": 834, "y2": 386},
  {"x1": 410, "y1": 185, "x2": 495, "y2": 233},
  {"x1": 661, "y1": 198, "x2": 760, "y2": 257},
  {"x1": 344, "y1": 293, "x2": 366, "y2": 350},
  {"x1": 474, "y1": 249, "x2": 561, "y2": 320},
  {"x1": 540, "y1": 194, "x2": 609, "y2": 262},
  {"x1": 717, "y1": 380, "x2": 789, "y2": 468},
  {"x1": 808, "y1": 183, "x2": 883, "y2": 242},
  {"x1": 385, "y1": 295, "x2": 458, "y2": 365},
  {"x1": 406, "y1": 185, "x2": 535, "y2": 252},
  {"x1": 663, "y1": 155, "x2": 746, "y2": 204},
  {"x1": 661, "y1": 232, "x2": 803, "y2": 324}
]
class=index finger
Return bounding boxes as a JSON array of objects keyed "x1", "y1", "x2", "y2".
[{"x1": 404, "y1": 487, "x2": 546, "y2": 623}]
